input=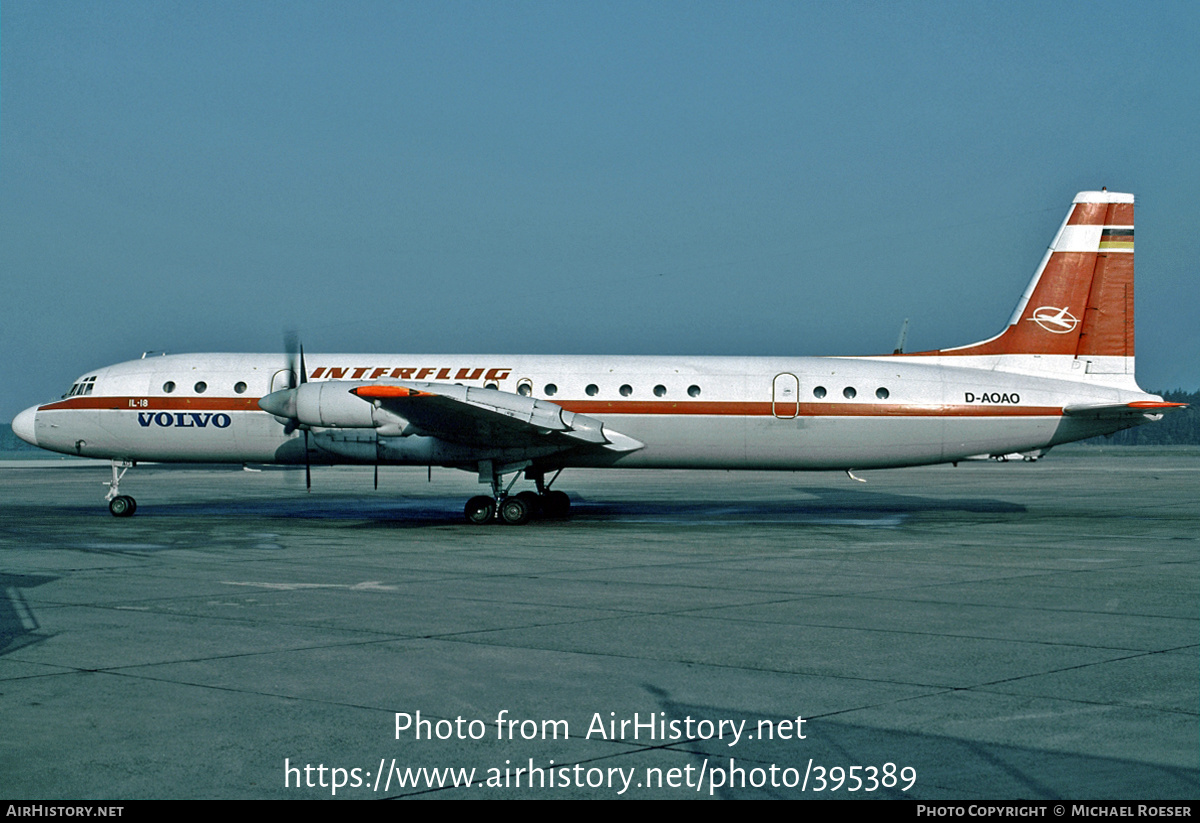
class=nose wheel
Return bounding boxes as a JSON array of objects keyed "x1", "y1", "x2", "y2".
[
  {"x1": 108, "y1": 495, "x2": 137, "y2": 517},
  {"x1": 105, "y1": 460, "x2": 138, "y2": 517}
]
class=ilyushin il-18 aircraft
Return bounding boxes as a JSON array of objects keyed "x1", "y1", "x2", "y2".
[{"x1": 13, "y1": 190, "x2": 1185, "y2": 524}]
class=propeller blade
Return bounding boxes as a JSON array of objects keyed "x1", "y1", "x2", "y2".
[
  {"x1": 283, "y1": 331, "x2": 308, "y2": 387},
  {"x1": 281, "y1": 332, "x2": 311, "y2": 489}
]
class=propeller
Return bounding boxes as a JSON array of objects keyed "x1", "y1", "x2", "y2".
[
  {"x1": 893, "y1": 318, "x2": 909, "y2": 355},
  {"x1": 262, "y1": 333, "x2": 307, "y2": 430},
  {"x1": 285, "y1": 331, "x2": 308, "y2": 386},
  {"x1": 277, "y1": 332, "x2": 311, "y2": 490}
]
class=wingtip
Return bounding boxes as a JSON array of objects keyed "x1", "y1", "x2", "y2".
[{"x1": 1126, "y1": 401, "x2": 1188, "y2": 410}]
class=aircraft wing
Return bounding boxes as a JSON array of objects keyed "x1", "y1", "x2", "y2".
[
  {"x1": 351, "y1": 383, "x2": 645, "y2": 452},
  {"x1": 1062, "y1": 401, "x2": 1188, "y2": 420}
]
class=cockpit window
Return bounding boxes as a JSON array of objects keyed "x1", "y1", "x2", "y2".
[{"x1": 65, "y1": 376, "x2": 97, "y2": 398}]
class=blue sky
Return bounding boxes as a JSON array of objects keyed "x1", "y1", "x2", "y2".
[{"x1": 4, "y1": 1, "x2": 1198, "y2": 421}]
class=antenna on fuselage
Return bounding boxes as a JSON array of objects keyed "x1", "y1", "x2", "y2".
[{"x1": 893, "y1": 318, "x2": 910, "y2": 355}]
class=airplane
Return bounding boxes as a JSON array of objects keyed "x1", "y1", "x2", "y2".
[{"x1": 11, "y1": 190, "x2": 1185, "y2": 525}]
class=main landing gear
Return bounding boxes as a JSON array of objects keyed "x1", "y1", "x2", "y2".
[
  {"x1": 106, "y1": 459, "x2": 137, "y2": 517},
  {"x1": 463, "y1": 465, "x2": 571, "y2": 526}
]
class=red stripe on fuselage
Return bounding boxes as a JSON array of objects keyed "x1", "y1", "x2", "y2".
[
  {"x1": 39, "y1": 397, "x2": 261, "y2": 412},
  {"x1": 558, "y1": 401, "x2": 1062, "y2": 417},
  {"x1": 39, "y1": 396, "x2": 1066, "y2": 418}
]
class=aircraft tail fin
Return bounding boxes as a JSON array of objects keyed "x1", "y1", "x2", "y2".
[{"x1": 933, "y1": 190, "x2": 1136, "y2": 383}]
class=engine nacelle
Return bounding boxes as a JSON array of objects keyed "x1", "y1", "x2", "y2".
[
  {"x1": 260, "y1": 381, "x2": 407, "y2": 430},
  {"x1": 295, "y1": 381, "x2": 375, "y2": 428}
]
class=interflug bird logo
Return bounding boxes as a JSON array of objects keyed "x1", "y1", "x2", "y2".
[{"x1": 1029, "y1": 306, "x2": 1080, "y2": 334}]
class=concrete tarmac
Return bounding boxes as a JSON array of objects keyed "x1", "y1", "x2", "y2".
[{"x1": 1, "y1": 450, "x2": 1196, "y2": 799}]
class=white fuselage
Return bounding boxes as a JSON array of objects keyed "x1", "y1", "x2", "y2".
[{"x1": 18, "y1": 351, "x2": 1144, "y2": 472}]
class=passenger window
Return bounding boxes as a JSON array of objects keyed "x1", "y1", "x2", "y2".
[
  {"x1": 234, "y1": 382, "x2": 248, "y2": 394},
  {"x1": 585, "y1": 384, "x2": 599, "y2": 397},
  {"x1": 544, "y1": 383, "x2": 558, "y2": 397},
  {"x1": 876, "y1": 387, "x2": 889, "y2": 400},
  {"x1": 843, "y1": 387, "x2": 856, "y2": 399},
  {"x1": 813, "y1": 386, "x2": 827, "y2": 398},
  {"x1": 688, "y1": 385, "x2": 701, "y2": 397},
  {"x1": 654, "y1": 385, "x2": 666, "y2": 397},
  {"x1": 163, "y1": 381, "x2": 176, "y2": 393},
  {"x1": 195, "y1": 382, "x2": 207, "y2": 393},
  {"x1": 517, "y1": 379, "x2": 532, "y2": 397},
  {"x1": 619, "y1": 384, "x2": 632, "y2": 397}
]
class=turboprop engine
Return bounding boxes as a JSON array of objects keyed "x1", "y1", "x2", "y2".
[{"x1": 259, "y1": 381, "x2": 408, "y2": 432}]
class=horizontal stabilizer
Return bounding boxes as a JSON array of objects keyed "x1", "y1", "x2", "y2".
[{"x1": 1062, "y1": 401, "x2": 1187, "y2": 420}]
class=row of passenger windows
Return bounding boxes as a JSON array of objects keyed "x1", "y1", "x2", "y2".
[
  {"x1": 813, "y1": 386, "x2": 891, "y2": 400},
  {"x1": 162, "y1": 381, "x2": 248, "y2": 394},
  {"x1": 524, "y1": 383, "x2": 891, "y2": 401},
  {"x1": 519, "y1": 382, "x2": 703, "y2": 399},
  {"x1": 150, "y1": 380, "x2": 889, "y2": 401}
]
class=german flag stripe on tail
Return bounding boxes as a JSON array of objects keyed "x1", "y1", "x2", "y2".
[{"x1": 1099, "y1": 228, "x2": 1134, "y2": 250}]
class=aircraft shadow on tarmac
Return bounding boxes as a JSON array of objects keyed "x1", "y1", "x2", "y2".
[
  {"x1": 107, "y1": 486, "x2": 1025, "y2": 528},
  {"x1": 584, "y1": 486, "x2": 1027, "y2": 525},
  {"x1": 0, "y1": 573, "x2": 56, "y2": 657}
]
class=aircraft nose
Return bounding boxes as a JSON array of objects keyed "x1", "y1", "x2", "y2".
[{"x1": 12, "y1": 405, "x2": 39, "y2": 447}]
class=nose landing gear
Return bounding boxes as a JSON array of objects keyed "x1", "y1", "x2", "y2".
[{"x1": 105, "y1": 460, "x2": 137, "y2": 517}]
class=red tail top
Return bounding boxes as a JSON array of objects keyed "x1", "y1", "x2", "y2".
[{"x1": 935, "y1": 191, "x2": 1135, "y2": 359}]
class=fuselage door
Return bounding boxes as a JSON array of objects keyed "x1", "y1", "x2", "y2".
[{"x1": 772, "y1": 373, "x2": 799, "y2": 419}]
